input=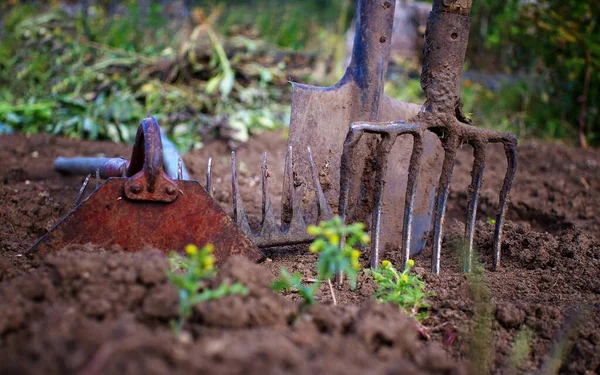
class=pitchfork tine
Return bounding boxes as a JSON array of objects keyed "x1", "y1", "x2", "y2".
[
  {"x1": 206, "y1": 157, "x2": 213, "y2": 197},
  {"x1": 464, "y1": 144, "x2": 486, "y2": 272},
  {"x1": 431, "y1": 135, "x2": 460, "y2": 274},
  {"x1": 401, "y1": 133, "x2": 423, "y2": 270},
  {"x1": 339, "y1": 128, "x2": 365, "y2": 225},
  {"x1": 370, "y1": 135, "x2": 397, "y2": 269},
  {"x1": 231, "y1": 151, "x2": 252, "y2": 234},
  {"x1": 492, "y1": 136, "x2": 518, "y2": 270}
]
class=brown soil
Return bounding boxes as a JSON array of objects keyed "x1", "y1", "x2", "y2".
[{"x1": 1, "y1": 132, "x2": 599, "y2": 374}]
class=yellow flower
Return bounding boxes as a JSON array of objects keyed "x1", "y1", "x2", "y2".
[
  {"x1": 185, "y1": 244, "x2": 198, "y2": 256},
  {"x1": 307, "y1": 225, "x2": 320, "y2": 236},
  {"x1": 381, "y1": 260, "x2": 391, "y2": 269},
  {"x1": 203, "y1": 255, "x2": 215, "y2": 270},
  {"x1": 309, "y1": 239, "x2": 326, "y2": 253},
  {"x1": 204, "y1": 244, "x2": 215, "y2": 253},
  {"x1": 401, "y1": 274, "x2": 409, "y2": 282},
  {"x1": 408, "y1": 259, "x2": 415, "y2": 267},
  {"x1": 360, "y1": 233, "x2": 370, "y2": 244},
  {"x1": 351, "y1": 250, "x2": 360, "y2": 259},
  {"x1": 329, "y1": 234, "x2": 340, "y2": 245}
]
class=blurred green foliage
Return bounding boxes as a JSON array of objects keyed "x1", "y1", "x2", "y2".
[
  {"x1": 0, "y1": 0, "x2": 598, "y2": 147},
  {"x1": 0, "y1": 1, "x2": 304, "y2": 149},
  {"x1": 465, "y1": 0, "x2": 600, "y2": 146}
]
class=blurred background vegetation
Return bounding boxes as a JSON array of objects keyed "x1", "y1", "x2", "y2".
[{"x1": 0, "y1": 0, "x2": 598, "y2": 149}]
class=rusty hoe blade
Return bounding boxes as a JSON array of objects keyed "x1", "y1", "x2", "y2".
[
  {"x1": 339, "y1": 0, "x2": 518, "y2": 274},
  {"x1": 29, "y1": 117, "x2": 264, "y2": 264},
  {"x1": 231, "y1": 147, "x2": 333, "y2": 248}
]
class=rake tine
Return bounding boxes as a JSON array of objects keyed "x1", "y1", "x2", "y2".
[
  {"x1": 401, "y1": 132, "x2": 423, "y2": 270},
  {"x1": 281, "y1": 146, "x2": 294, "y2": 227},
  {"x1": 260, "y1": 153, "x2": 278, "y2": 236},
  {"x1": 231, "y1": 151, "x2": 252, "y2": 234},
  {"x1": 370, "y1": 135, "x2": 397, "y2": 269},
  {"x1": 431, "y1": 134, "x2": 460, "y2": 274},
  {"x1": 95, "y1": 168, "x2": 100, "y2": 189},
  {"x1": 464, "y1": 143, "x2": 486, "y2": 272},
  {"x1": 492, "y1": 136, "x2": 518, "y2": 270},
  {"x1": 307, "y1": 146, "x2": 332, "y2": 221},
  {"x1": 75, "y1": 174, "x2": 92, "y2": 207},
  {"x1": 206, "y1": 157, "x2": 213, "y2": 197},
  {"x1": 288, "y1": 183, "x2": 307, "y2": 231},
  {"x1": 177, "y1": 158, "x2": 183, "y2": 180}
]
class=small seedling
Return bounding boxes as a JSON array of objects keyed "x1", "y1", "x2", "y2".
[
  {"x1": 370, "y1": 259, "x2": 434, "y2": 322},
  {"x1": 272, "y1": 216, "x2": 369, "y2": 306},
  {"x1": 167, "y1": 244, "x2": 248, "y2": 332}
]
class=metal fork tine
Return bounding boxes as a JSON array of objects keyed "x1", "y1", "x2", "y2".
[
  {"x1": 370, "y1": 135, "x2": 397, "y2": 269},
  {"x1": 281, "y1": 146, "x2": 294, "y2": 226},
  {"x1": 464, "y1": 144, "x2": 486, "y2": 272},
  {"x1": 492, "y1": 137, "x2": 518, "y2": 270},
  {"x1": 260, "y1": 153, "x2": 278, "y2": 235},
  {"x1": 339, "y1": 127, "x2": 365, "y2": 225},
  {"x1": 206, "y1": 157, "x2": 213, "y2": 197},
  {"x1": 75, "y1": 174, "x2": 92, "y2": 207},
  {"x1": 307, "y1": 146, "x2": 332, "y2": 221},
  {"x1": 231, "y1": 151, "x2": 252, "y2": 234},
  {"x1": 401, "y1": 133, "x2": 423, "y2": 270},
  {"x1": 431, "y1": 135, "x2": 460, "y2": 274}
]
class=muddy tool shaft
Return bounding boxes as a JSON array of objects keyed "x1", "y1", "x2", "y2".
[{"x1": 29, "y1": 117, "x2": 264, "y2": 265}]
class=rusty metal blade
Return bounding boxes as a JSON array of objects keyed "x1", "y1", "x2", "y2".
[{"x1": 27, "y1": 178, "x2": 264, "y2": 264}]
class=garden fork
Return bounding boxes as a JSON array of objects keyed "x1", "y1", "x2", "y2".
[{"x1": 339, "y1": 0, "x2": 517, "y2": 273}]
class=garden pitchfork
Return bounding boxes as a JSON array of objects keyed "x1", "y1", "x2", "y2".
[{"x1": 339, "y1": 0, "x2": 517, "y2": 273}]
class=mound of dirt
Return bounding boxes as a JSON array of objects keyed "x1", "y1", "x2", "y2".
[{"x1": 0, "y1": 251, "x2": 462, "y2": 375}]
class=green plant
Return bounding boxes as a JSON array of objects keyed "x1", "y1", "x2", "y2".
[
  {"x1": 465, "y1": 254, "x2": 494, "y2": 374},
  {"x1": 272, "y1": 216, "x2": 369, "y2": 306},
  {"x1": 370, "y1": 259, "x2": 433, "y2": 322},
  {"x1": 167, "y1": 244, "x2": 248, "y2": 332},
  {"x1": 508, "y1": 327, "x2": 534, "y2": 372}
]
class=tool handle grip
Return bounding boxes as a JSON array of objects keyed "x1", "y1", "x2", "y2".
[{"x1": 54, "y1": 157, "x2": 128, "y2": 179}]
